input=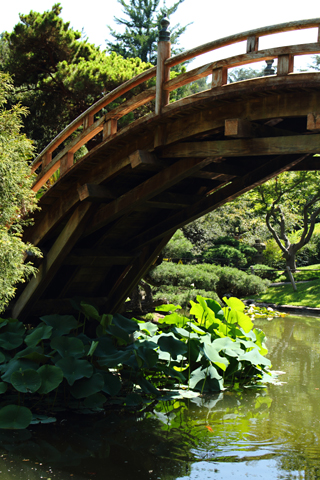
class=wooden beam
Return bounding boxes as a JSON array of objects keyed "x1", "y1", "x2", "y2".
[
  {"x1": 84, "y1": 155, "x2": 216, "y2": 237},
  {"x1": 161, "y1": 134, "x2": 320, "y2": 158},
  {"x1": 147, "y1": 192, "x2": 200, "y2": 209},
  {"x1": 64, "y1": 249, "x2": 135, "y2": 266},
  {"x1": 277, "y1": 54, "x2": 294, "y2": 76},
  {"x1": 129, "y1": 154, "x2": 310, "y2": 250},
  {"x1": 78, "y1": 184, "x2": 116, "y2": 202},
  {"x1": 129, "y1": 150, "x2": 162, "y2": 169},
  {"x1": 12, "y1": 202, "x2": 93, "y2": 320},
  {"x1": 212, "y1": 67, "x2": 228, "y2": 88},
  {"x1": 225, "y1": 118, "x2": 294, "y2": 138},
  {"x1": 307, "y1": 113, "x2": 320, "y2": 131},
  {"x1": 106, "y1": 235, "x2": 173, "y2": 313}
]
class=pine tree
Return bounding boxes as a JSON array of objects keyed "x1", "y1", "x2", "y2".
[{"x1": 106, "y1": 0, "x2": 189, "y2": 64}]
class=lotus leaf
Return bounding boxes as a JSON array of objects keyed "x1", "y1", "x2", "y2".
[
  {"x1": 84, "y1": 393, "x2": 106, "y2": 408},
  {"x1": 138, "y1": 321, "x2": 158, "y2": 336},
  {"x1": 157, "y1": 312, "x2": 188, "y2": 327},
  {"x1": 157, "y1": 333, "x2": 188, "y2": 360},
  {"x1": 155, "y1": 304, "x2": 181, "y2": 312},
  {"x1": 223, "y1": 296, "x2": 245, "y2": 312},
  {"x1": 40, "y1": 315, "x2": 78, "y2": 337},
  {"x1": 112, "y1": 314, "x2": 139, "y2": 334},
  {"x1": 96, "y1": 350, "x2": 132, "y2": 368},
  {"x1": 0, "y1": 382, "x2": 7, "y2": 394},
  {"x1": 202, "y1": 342, "x2": 229, "y2": 371},
  {"x1": 11, "y1": 369, "x2": 41, "y2": 393},
  {"x1": 238, "y1": 348, "x2": 272, "y2": 367},
  {"x1": 0, "y1": 405, "x2": 32, "y2": 429},
  {"x1": 124, "y1": 392, "x2": 144, "y2": 406},
  {"x1": 56, "y1": 357, "x2": 93, "y2": 385},
  {"x1": 94, "y1": 336, "x2": 118, "y2": 357},
  {"x1": 80, "y1": 302, "x2": 101, "y2": 321},
  {"x1": 25, "y1": 324, "x2": 53, "y2": 347},
  {"x1": 1, "y1": 359, "x2": 38, "y2": 383},
  {"x1": 0, "y1": 332, "x2": 24, "y2": 350},
  {"x1": 50, "y1": 336, "x2": 85, "y2": 358},
  {"x1": 100, "y1": 371, "x2": 122, "y2": 396},
  {"x1": 37, "y1": 365, "x2": 64, "y2": 394},
  {"x1": 0, "y1": 351, "x2": 6, "y2": 364},
  {"x1": 70, "y1": 373, "x2": 104, "y2": 399},
  {"x1": 30, "y1": 415, "x2": 57, "y2": 424}
]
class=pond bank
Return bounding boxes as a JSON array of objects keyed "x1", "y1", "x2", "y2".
[{"x1": 243, "y1": 299, "x2": 320, "y2": 317}]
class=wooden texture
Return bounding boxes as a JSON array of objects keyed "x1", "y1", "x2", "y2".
[{"x1": 155, "y1": 41, "x2": 171, "y2": 115}]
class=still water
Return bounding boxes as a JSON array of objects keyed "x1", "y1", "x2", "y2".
[{"x1": 0, "y1": 315, "x2": 320, "y2": 480}]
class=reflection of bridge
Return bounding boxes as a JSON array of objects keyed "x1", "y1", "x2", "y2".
[{"x1": 11, "y1": 18, "x2": 320, "y2": 320}]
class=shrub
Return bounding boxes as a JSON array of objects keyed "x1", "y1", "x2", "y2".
[
  {"x1": 249, "y1": 264, "x2": 278, "y2": 281},
  {"x1": 162, "y1": 230, "x2": 194, "y2": 261},
  {"x1": 148, "y1": 262, "x2": 219, "y2": 291},
  {"x1": 209, "y1": 265, "x2": 270, "y2": 298},
  {"x1": 202, "y1": 236, "x2": 257, "y2": 267}
]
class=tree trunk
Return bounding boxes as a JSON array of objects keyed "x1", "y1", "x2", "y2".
[{"x1": 285, "y1": 252, "x2": 297, "y2": 273}]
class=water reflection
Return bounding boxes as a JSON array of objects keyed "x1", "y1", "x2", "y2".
[{"x1": 1, "y1": 315, "x2": 320, "y2": 479}]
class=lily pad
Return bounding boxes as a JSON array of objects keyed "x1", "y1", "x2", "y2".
[
  {"x1": 37, "y1": 365, "x2": 64, "y2": 394},
  {"x1": 70, "y1": 373, "x2": 104, "y2": 399},
  {"x1": 157, "y1": 333, "x2": 188, "y2": 360},
  {"x1": 40, "y1": 314, "x2": 78, "y2": 337},
  {"x1": 56, "y1": 357, "x2": 93, "y2": 385},
  {"x1": 25, "y1": 324, "x2": 53, "y2": 347},
  {"x1": 11, "y1": 369, "x2": 41, "y2": 393},
  {"x1": 0, "y1": 405, "x2": 32, "y2": 429},
  {"x1": 50, "y1": 336, "x2": 85, "y2": 358}
]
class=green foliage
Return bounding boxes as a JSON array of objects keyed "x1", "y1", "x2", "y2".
[
  {"x1": 148, "y1": 262, "x2": 269, "y2": 305},
  {"x1": 202, "y1": 236, "x2": 258, "y2": 268},
  {"x1": 106, "y1": 0, "x2": 188, "y2": 64},
  {"x1": 162, "y1": 229, "x2": 194, "y2": 261},
  {"x1": 0, "y1": 72, "x2": 40, "y2": 312},
  {"x1": 2, "y1": 4, "x2": 152, "y2": 151},
  {"x1": 249, "y1": 264, "x2": 278, "y2": 281},
  {"x1": 0, "y1": 296, "x2": 271, "y2": 428}
]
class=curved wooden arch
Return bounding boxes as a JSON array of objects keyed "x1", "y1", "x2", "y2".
[{"x1": 11, "y1": 19, "x2": 320, "y2": 320}]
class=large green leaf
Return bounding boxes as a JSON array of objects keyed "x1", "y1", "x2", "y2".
[
  {"x1": 1, "y1": 359, "x2": 38, "y2": 383},
  {"x1": 0, "y1": 382, "x2": 7, "y2": 394},
  {"x1": 96, "y1": 350, "x2": 132, "y2": 368},
  {"x1": 70, "y1": 373, "x2": 104, "y2": 399},
  {"x1": 84, "y1": 392, "x2": 106, "y2": 408},
  {"x1": 50, "y1": 336, "x2": 85, "y2": 358},
  {"x1": 0, "y1": 405, "x2": 32, "y2": 429},
  {"x1": 94, "y1": 336, "x2": 118, "y2": 357},
  {"x1": 137, "y1": 321, "x2": 158, "y2": 336},
  {"x1": 223, "y1": 296, "x2": 245, "y2": 312},
  {"x1": 80, "y1": 302, "x2": 101, "y2": 321},
  {"x1": 11, "y1": 369, "x2": 41, "y2": 393},
  {"x1": 100, "y1": 371, "x2": 122, "y2": 396},
  {"x1": 56, "y1": 357, "x2": 93, "y2": 385},
  {"x1": 0, "y1": 332, "x2": 24, "y2": 350},
  {"x1": 189, "y1": 366, "x2": 207, "y2": 389},
  {"x1": 212, "y1": 337, "x2": 243, "y2": 357},
  {"x1": 112, "y1": 314, "x2": 138, "y2": 334},
  {"x1": 238, "y1": 348, "x2": 272, "y2": 367},
  {"x1": 157, "y1": 333, "x2": 187, "y2": 360},
  {"x1": 25, "y1": 324, "x2": 53, "y2": 347},
  {"x1": 203, "y1": 342, "x2": 229, "y2": 371},
  {"x1": 155, "y1": 304, "x2": 181, "y2": 312},
  {"x1": 37, "y1": 365, "x2": 64, "y2": 394},
  {"x1": 157, "y1": 313, "x2": 188, "y2": 328},
  {"x1": 40, "y1": 315, "x2": 78, "y2": 337}
]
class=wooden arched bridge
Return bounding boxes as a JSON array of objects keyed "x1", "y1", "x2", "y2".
[{"x1": 11, "y1": 18, "x2": 320, "y2": 320}]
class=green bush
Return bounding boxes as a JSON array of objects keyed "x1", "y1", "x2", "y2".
[
  {"x1": 203, "y1": 236, "x2": 257, "y2": 267},
  {"x1": 152, "y1": 285, "x2": 221, "y2": 309},
  {"x1": 149, "y1": 262, "x2": 219, "y2": 291},
  {"x1": 249, "y1": 264, "x2": 278, "y2": 281},
  {"x1": 162, "y1": 230, "x2": 194, "y2": 261},
  {"x1": 211, "y1": 265, "x2": 270, "y2": 298}
]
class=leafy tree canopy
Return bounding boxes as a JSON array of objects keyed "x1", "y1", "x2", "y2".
[
  {"x1": 2, "y1": 3, "x2": 152, "y2": 152},
  {"x1": 0, "y1": 72, "x2": 40, "y2": 312},
  {"x1": 106, "y1": 0, "x2": 189, "y2": 64}
]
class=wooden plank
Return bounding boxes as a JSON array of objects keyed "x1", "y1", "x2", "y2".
[
  {"x1": 166, "y1": 18, "x2": 320, "y2": 68},
  {"x1": 147, "y1": 192, "x2": 200, "y2": 208},
  {"x1": 106, "y1": 235, "x2": 173, "y2": 313},
  {"x1": 212, "y1": 67, "x2": 228, "y2": 88},
  {"x1": 84, "y1": 155, "x2": 217, "y2": 237},
  {"x1": 247, "y1": 36, "x2": 259, "y2": 53},
  {"x1": 104, "y1": 87, "x2": 156, "y2": 121},
  {"x1": 164, "y1": 43, "x2": 320, "y2": 92},
  {"x1": 155, "y1": 41, "x2": 171, "y2": 115},
  {"x1": 103, "y1": 119, "x2": 117, "y2": 140},
  {"x1": 277, "y1": 54, "x2": 294, "y2": 76},
  {"x1": 60, "y1": 152, "x2": 74, "y2": 176},
  {"x1": 12, "y1": 202, "x2": 93, "y2": 320},
  {"x1": 129, "y1": 150, "x2": 160, "y2": 168},
  {"x1": 129, "y1": 154, "x2": 310, "y2": 250},
  {"x1": 64, "y1": 249, "x2": 134, "y2": 266},
  {"x1": 78, "y1": 184, "x2": 116, "y2": 202},
  {"x1": 25, "y1": 154, "x2": 133, "y2": 247},
  {"x1": 307, "y1": 113, "x2": 320, "y2": 131},
  {"x1": 161, "y1": 134, "x2": 320, "y2": 158},
  {"x1": 224, "y1": 118, "x2": 294, "y2": 138}
]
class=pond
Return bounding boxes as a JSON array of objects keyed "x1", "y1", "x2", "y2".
[{"x1": 0, "y1": 314, "x2": 319, "y2": 480}]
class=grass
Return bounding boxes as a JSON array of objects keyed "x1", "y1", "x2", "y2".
[{"x1": 247, "y1": 278, "x2": 320, "y2": 308}]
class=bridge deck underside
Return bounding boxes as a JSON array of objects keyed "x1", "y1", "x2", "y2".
[{"x1": 12, "y1": 77, "x2": 320, "y2": 320}]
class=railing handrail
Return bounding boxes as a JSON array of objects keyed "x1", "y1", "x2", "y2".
[
  {"x1": 166, "y1": 18, "x2": 320, "y2": 68},
  {"x1": 31, "y1": 18, "x2": 320, "y2": 193}
]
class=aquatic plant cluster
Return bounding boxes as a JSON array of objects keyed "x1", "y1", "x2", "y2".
[{"x1": 0, "y1": 296, "x2": 271, "y2": 428}]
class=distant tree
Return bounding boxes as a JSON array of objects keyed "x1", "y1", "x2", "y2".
[
  {"x1": 106, "y1": 0, "x2": 189, "y2": 64},
  {"x1": 251, "y1": 171, "x2": 320, "y2": 272},
  {"x1": 2, "y1": 3, "x2": 152, "y2": 152},
  {"x1": 228, "y1": 66, "x2": 264, "y2": 83},
  {"x1": 0, "y1": 73, "x2": 40, "y2": 312}
]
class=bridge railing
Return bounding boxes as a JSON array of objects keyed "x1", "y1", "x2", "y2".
[{"x1": 31, "y1": 18, "x2": 320, "y2": 193}]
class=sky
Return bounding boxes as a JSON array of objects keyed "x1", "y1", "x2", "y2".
[{"x1": 1, "y1": 0, "x2": 320, "y2": 71}]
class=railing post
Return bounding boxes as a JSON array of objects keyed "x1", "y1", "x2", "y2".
[{"x1": 155, "y1": 16, "x2": 171, "y2": 115}]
